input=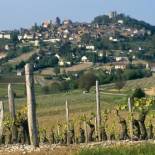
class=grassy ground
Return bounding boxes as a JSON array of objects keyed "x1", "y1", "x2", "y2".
[
  {"x1": 0, "y1": 83, "x2": 42, "y2": 99},
  {"x1": 0, "y1": 74, "x2": 25, "y2": 83},
  {"x1": 1, "y1": 142, "x2": 155, "y2": 155},
  {"x1": 102, "y1": 76, "x2": 155, "y2": 93},
  {"x1": 77, "y1": 143, "x2": 155, "y2": 155}
]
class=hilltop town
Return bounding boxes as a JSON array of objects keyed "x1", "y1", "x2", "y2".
[{"x1": 0, "y1": 12, "x2": 155, "y2": 90}]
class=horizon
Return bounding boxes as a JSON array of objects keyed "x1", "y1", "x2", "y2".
[{"x1": 0, "y1": 0, "x2": 155, "y2": 31}]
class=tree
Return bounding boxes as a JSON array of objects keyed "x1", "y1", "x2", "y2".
[
  {"x1": 50, "y1": 82, "x2": 62, "y2": 93},
  {"x1": 79, "y1": 72, "x2": 96, "y2": 92},
  {"x1": 128, "y1": 55, "x2": 133, "y2": 64},
  {"x1": 68, "y1": 80, "x2": 78, "y2": 90},
  {"x1": 53, "y1": 67, "x2": 60, "y2": 75},
  {"x1": 81, "y1": 33, "x2": 92, "y2": 44},
  {"x1": 16, "y1": 61, "x2": 26, "y2": 69},
  {"x1": 86, "y1": 53, "x2": 98, "y2": 64},
  {"x1": 21, "y1": 46, "x2": 31, "y2": 53},
  {"x1": 56, "y1": 17, "x2": 61, "y2": 26},
  {"x1": 115, "y1": 80, "x2": 126, "y2": 92},
  {"x1": 93, "y1": 15, "x2": 111, "y2": 25},
  {"x1": 115, "y1": 69, "x2": 126, "y2": 92},
  {"x1": 32, "y1": 23, "x2": 39, "y2": 32},
  {"x1": 132, "y1": 88, "x2": 145, "y2": 99},
  {"x1": 11, "y1": 31, "x2": 19, "y2": 49}
]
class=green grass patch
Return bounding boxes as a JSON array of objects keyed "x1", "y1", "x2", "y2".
[{"x1": 77, "y1": 143, "x2": 155, "y2": 155}]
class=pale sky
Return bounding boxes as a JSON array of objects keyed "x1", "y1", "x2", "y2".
[{"x1": 0, "y1": 0, "x2": 154, "y2": 30}]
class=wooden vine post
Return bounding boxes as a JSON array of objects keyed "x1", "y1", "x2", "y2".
[
  {"x1": 8, "y1": 83, "x2": 17, "y2": 143},
  {"x1": 128, "y1": 97, "x2": 133, "y2": 140},
  {"x1": 0, "y1": 101, "x2": 4, "y2": 143},
  {"x1": 84, "y1": 121, "x2": 88, "y2": 143},
  {"x1": 65, "y1": 100, "x2": 70, "y2": 145},
  {"x1": 25, "y1": 64, "x2": 39, "y2": 147},
  {"x1": 95, "y1": 116, "x2": 97, "y2": 139},
  {"x1": 8, "y1": 83, "x2": 16, "y2": 119},
  {"x1": 96, "y1": 80, "x2": 101, "y2": 141}
]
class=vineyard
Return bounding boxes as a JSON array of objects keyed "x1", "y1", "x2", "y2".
[{"x1": 1, "y1": 64, "x2": 155, "y2": 155}]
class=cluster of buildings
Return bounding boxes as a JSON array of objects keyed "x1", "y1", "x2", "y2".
[
  {"x1": 0, "y1": 12, "x2": 152, "y2": 71},
  {"x1": 0, "y1": 12, "x2": 151, "y2": 47}
]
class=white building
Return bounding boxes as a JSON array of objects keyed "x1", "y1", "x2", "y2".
[
  {"x1": 0, "y1": 34, "x2": 3, "y2": 39},
  {"x1": 55, "y1": 54, "x2": 61, "y2": 59},
  {"x1": 115, "y1": 57, "x2": 123, "y2": 62},
  {"x1": 108, "y1": 11, "x2": 117, "y2": 19},
  {"x1": 3, "y1": 34, "x2": 11, "y2": 39},
  {"x1": 81, "y1": 56, "x2": 88, "y2": 63},
  {"x1": 58, "y1": 59, "x2": 65, "y2": 66},
  {"x1": 5, "y1": 45, "x2": 10, "y2": 50},
  {"x1": 86, "y1": 45, "x2": 95, "y2": 50},
  {"x1": 118, "y1": 20, "x2": 124, "y2": 24},
  {"x1": 23, "y1": 34, "x2": 33, "y2": 40},
  {"x1": 18, "y1": 35, "x2": 23, "y2": 41}
]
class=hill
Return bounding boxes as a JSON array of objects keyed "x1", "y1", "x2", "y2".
[{"x1": 93, "y1": 13, "x2": 155, "y2": 32}]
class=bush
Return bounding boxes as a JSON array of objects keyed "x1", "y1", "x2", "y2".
[
  {"x1": 42, "y1": 86, "x2": 50, "y2": 94},
  {"x1": 79, "y1": 72, "x2": 96, "y2": 92},
  {"x1": 68, "y1": 80, "x2": 78, "y2": 90},
  {"x1": 50, "y1": 82, "x2": 62, "y2": 93},
  {"x1": 16, "y1": 61, "x2": 26, "y2": 69},
  {"x1": 132, "y1": 88, "x2": 145, "y2": 98},
  {"x1": 60, "y1": 81, "x2": 70, "y2": 91},
  {"x1": 115, "y1": 80, "x2": 126, "y2": 92},
  {"x1": 20, "y1": 46, "x2": 31, "y2": 53},
  {"x1": 44, "y1": 75, "x2": 53, "y2": 80}
]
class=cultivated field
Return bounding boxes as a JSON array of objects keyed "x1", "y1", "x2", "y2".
[
  {"x1": 1, "y1": 75, "x2": 155, "y2": 154},
  {"x1": 1, "y1": 76, "x2": 155, "y2": 131}
]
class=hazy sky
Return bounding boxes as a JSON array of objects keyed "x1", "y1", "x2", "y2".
[{"x1": 0, "y1": 0, "x2": 154, "y2": 30}]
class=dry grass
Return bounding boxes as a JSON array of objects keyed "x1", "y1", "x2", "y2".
[
  {"x1": 38, "y1": 62, "x2": 93, "y2": 76},
  {"x1": 63, "y1": 62, "x2": 93, "y2": 73},
  {"x1": 0, "y1": 52, "x2": 6, "y2": 59},
  {"x1": 40, "y1": 68, "x2": 55, "y2": 76},
  {"x1": 8, "y1": 49, "x2": 39, "y2": 65},
  {"x1": 0, "y1": 145, "x2": 78, "y2": 155},
  {"x1": 0, "y1": 150, "x2": 76, "y2": 155}
]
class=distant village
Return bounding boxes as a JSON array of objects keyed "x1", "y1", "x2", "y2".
[{"x1": 0, "y1": 11, "x2": 154, "y2": 75}]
